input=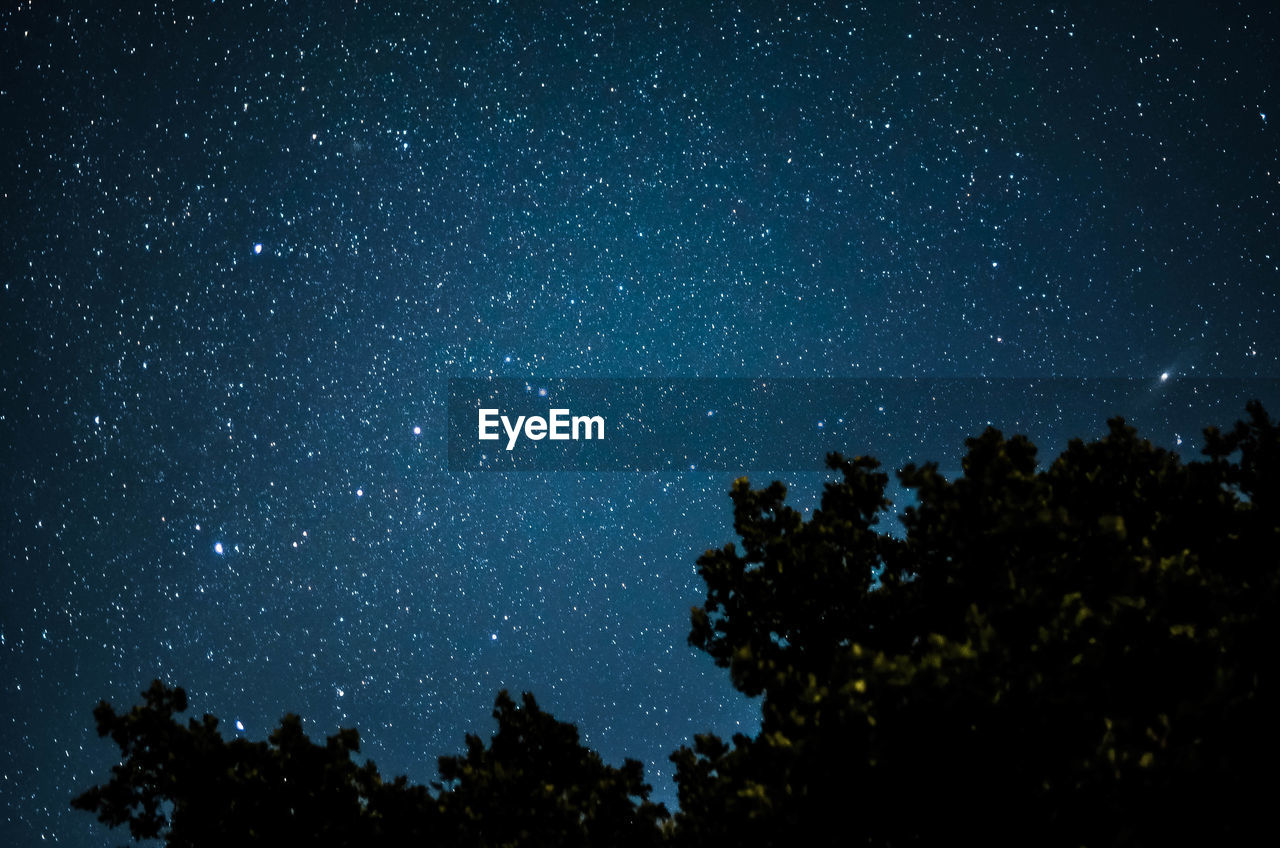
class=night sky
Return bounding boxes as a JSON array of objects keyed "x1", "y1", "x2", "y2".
[{"x1": 3, "y1": 2, "x2": 1278, "y2": 844}]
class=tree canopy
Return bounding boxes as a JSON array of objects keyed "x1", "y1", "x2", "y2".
[
  {"x1": 74, "y1": 402, "x2": 1280, "y2": 845},
  {"x1": 72, "y1": 682, "x2": 665, "y2": 848}
]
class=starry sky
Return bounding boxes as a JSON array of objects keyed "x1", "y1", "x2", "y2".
[{"x1": 3, "y1": 1, "x2": 1278, "y2": 843}]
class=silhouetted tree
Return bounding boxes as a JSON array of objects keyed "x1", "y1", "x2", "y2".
[
  {"x1": 76, "y1": 403, "x2": 1280, "y2": 846},
  {"x1": 436, "y1": 691, "x2": 667, "y2": 848},
  {"x1": 672, "y1": 401, "x2": 1280, "y2": 846},
  {"x1": 71, "y1": 680, "x2": 440, "y2": 846},
  {"x1": 72, "y1": 683, "x2": 666, "y2": 846}
]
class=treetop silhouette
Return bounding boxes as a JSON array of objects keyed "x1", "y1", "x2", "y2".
[{"x1": 75, "y1": 402, "x2": 1280, "y2": 846}]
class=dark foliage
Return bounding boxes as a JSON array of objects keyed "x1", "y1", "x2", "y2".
[
  {"x1": 75, "y1": 403, "x2": 1280, "y2": 846},
  {"x1": 436, "y1": 691, "x2": 667, "y2": 848},
  {"x1": 71, "y1": 679, "x2": 440, "y2": 846},
  {"x1": 671, "y1": 401, "x2": 1280, "y2": 845},
  {"x1": 73, "y1": 683, "x2": 665, "y2": 847}
]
